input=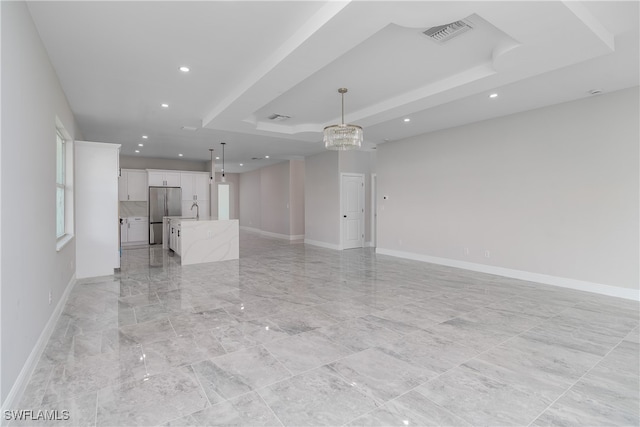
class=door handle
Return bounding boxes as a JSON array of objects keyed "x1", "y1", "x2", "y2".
[
  {"x1": 178, "y1": 230, "x2": 180, "y2": 237},
  {"x1": 343, "y1": 215, "x2": 347, "y2": 218}
]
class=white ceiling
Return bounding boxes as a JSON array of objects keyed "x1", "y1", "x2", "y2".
[{"x1": 27, "y1": 1, "x2": 639, "y2": 172}]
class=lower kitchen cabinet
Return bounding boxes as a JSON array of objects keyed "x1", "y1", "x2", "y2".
[{"x1": 121, "y1": 217, "x2": 148, "y2": 244}]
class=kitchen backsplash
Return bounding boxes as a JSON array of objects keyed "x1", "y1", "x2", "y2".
[{"x1": 120, "y1": 201, "x2": 147, "y2": 217}]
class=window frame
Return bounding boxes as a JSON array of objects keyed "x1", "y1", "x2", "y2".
[{"x1": 56, "y1": 120, "x2": 74, "y2": 251}]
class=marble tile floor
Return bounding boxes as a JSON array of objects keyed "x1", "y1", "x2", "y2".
[{"x1": 12, "y1": 231, "x2": 639, "y2": 426}]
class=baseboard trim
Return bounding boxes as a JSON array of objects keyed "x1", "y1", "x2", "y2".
[
  {"x1": 240, "y1": 226, "x2": 304, "y2": 241},
  {"x1": 304, "y1": 239, "x2": 341, "y2": 251},
  {"x1": 375, "y1": 248, "x2": 639, "y2": 301},
  {"x1": 1, "y1": 274, "x2": 76, "y2": 414},
  {"x1": 240, "y1": 226, "x2": 262, "y2": 234}
]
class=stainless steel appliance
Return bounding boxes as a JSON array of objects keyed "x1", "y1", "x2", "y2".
[{"x1": 149, "y1": 186, "x2": 181, "y2": 244}]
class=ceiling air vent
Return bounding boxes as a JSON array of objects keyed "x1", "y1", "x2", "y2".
[
  {"x1": 267, "y1": 113, "x2": 291, "y2": 122},
  {"x1": 423, "y1": 20, "x2": 472, "y2": 43}
]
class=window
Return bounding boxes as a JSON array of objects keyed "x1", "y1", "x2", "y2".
[
  {"x1": 56, "y1": 120, "x2": 74, "y2": 250},
  {"x1": 56, "y1": 129, "x2": 66, "y2": 238}
]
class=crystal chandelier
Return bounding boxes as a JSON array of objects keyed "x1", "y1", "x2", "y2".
[{"x1": 324, "y1": 88, "x2": 362, "y2": 151}]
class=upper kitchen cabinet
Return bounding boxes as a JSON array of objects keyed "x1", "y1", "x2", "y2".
[
  {"x1": 118, "y1": 169, "x2": 147, "y2": 201},
  {"x1": 180, "y1": 172, "x2": 209, "y2": 201},
  {"x1": 148, "y1": 170, "x2": 180, "y2": 187}
]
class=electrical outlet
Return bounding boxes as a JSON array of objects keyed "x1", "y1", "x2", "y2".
[
  {"x1": 484, "y1": 250, "x2": 491, "y2": 258},
  {"x1": 48, "y1": 291, "x2": 52, "y2": 305},
  {"x1": 464, "y1": 247, "x2": 470, "y2": 256}
]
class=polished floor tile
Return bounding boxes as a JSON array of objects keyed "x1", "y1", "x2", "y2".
[
  {"x1": 347, "y1": 390, "x2": 471, "y2": 427},
  {"x1": 96, "y1": 366, "x2": 208, "y2": 426},
  {"x1": 415, "y1": 365, "x2": 556, "y2": 426},
  {"x1": 165, "y1": 391, "x2": 282, "y2": 427},
  {"x1": 323, "y1": 347, "x2": 433, "y2": 403},
  {"x1": 11, "y1": 231, "x2": 639, "y2": 426},
  {"x1": 264, "y1": 330, "x2": 354, "y2": 374},
  {"x1": 258, "y1": 368, "x2": 378, "y2": 426},
  {"x1": 191, "y1": 345, "x2": 291, "y2": 401}
]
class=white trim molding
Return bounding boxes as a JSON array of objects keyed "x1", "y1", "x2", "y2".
[
  {"x1": 1, "y1": 274, "x2": 76, "y2": 415},
  {"x1": 240, "y1": 226, "x2": 303, "y2": 241},
  {"x1": 304, "y1": 239, "x2": 341, "y2": 251},
  {"x1": 376, "y1": 248, "x2": 640, "y2": 301}
]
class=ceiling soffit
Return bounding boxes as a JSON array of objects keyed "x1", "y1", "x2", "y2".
[{"x1": 201, "y1": 2, "x2": 616, "y2": 142}]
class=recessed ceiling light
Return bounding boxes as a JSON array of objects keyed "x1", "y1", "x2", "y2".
[
  {"x1": 265, "y1": 155, "x2": 270, "y2": 159},
  {"x1": 142, "y1": 135, "x2": 148, "y2": 139},
  {"x1": 179, "y1": 66, "x2": 190, "y2": 73},
  {"x1": 178, "y1": 154, "x2": 183, "y2": 157},
  {"x1": 134, "y1": 150, "x2": 140, "y2": 153},
  {"x1": 403, "y1": 118, "x2": 411, "y2": 122},
  {"x1": 489, "y1": 93, "x2": 498, "y2": 98},
  {"x1": 239, "y1": 163, "x2": 244, "y2": 167},
  {"x1": 216, "y1": 156, "x2": 220, "y2": 160},
  {"x1": 161, "y1": 103, "x2": 169, "y2": 108},
  {"x1": 138, "y1": 143, "x2": 144, "y2": 147}
]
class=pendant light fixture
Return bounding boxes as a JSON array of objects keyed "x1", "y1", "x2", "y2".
[
  {"x1": 323, "y1": 88, "x2": 362, "y2": 151},
  {"x1": 220, "y1": 142, "x2": 226, "y2": 182},
  {"x1": 209, "y1": 148, "x2": 215, "y2": 183}
]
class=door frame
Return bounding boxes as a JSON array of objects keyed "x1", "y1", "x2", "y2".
[
  {"x1": 370, "y1": 173, "x2": 377, "y2": 248},
  {"x1": 339, "y1": 172, "x2": 365, "y2": 250}
]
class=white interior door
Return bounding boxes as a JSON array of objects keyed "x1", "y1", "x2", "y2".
[{"x1": 341, "y1": 173, "x2": 364, "y2": 250}]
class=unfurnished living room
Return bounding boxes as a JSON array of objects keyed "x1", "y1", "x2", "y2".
[{"x1": 1, "y1": 1, "x2": 639, "y2": 426}]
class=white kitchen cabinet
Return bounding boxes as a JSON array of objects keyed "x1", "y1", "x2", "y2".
[
  {"x1": 120, "y1": 219, "x2": 128, "y2": 243},
  {"x1": 119, "y1": 169, "x2": 147, "y2": 201},
  {"x1": 176, "y1": 222, "x2": 182, "y2": 256},
  {"x1": 169, "y1": 220, "x2": 176, "y2": 251},
  {"x1": 180, "y1": 172, "x2": 209, "y2": 201},
  {"x1": 148, "y1": 170, "x2": 181, "y2": 187},
  {"x1": 127, "y1": 217, "x2": 148, "y2": 242},
  {"x1": 168, "y1": 220, "x2": 182, "y2": 255},
  {"x1": 121, "y1": 217, "x2": 148, "y2": 244},
  {"x1": 75, "y1": 141, "x2": 120, "y2": 278}
]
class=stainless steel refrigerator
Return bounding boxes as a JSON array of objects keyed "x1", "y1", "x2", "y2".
[{"x1": 149, "y1": 186, "x2": 181, "y2": 244}]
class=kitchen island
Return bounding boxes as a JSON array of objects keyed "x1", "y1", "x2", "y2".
[{"x1": 163, "y1": 216, "x2": 239, "y2": 265}]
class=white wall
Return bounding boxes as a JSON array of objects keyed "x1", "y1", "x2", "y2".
[
  {"x1": 1, "y1": 1, "x2": 78, "y2": 405},
  {"x1": 289, "y1": 159, "x2": 305, "y2": 237},
  {"x1": 304, "y1": 151, "x2": 340, "y2": 247},
  {"x1": 239, "y1": 169, "x2": 261, "y2": 228},
  {"x1": 260, "y1": 162, "x2": 291, "y2": 236},
  {"x1": 238, "y1": 160, "x2": 305, "y2": 239},
  {"x1": 377, "y1": 87, "x2": 639, "y2": 296}
]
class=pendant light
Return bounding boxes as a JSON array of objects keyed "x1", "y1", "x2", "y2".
[
  {"x1": 209, "y1": 148, "x2": 215, "y2": 183},
  {"x1": 323, "y1": 88, "x2": 362, "y2": 151},
  {"x1": 220, "y1": 142, "x2": 226, "y2": 182}
]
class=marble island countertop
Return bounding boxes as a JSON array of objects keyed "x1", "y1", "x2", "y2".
[
  {"x1": 165, "y1": 215, "x2": 218, "y2": 222},
  {"x1": 163, "y1": 216, "x2": 239, "y2": 265}
]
